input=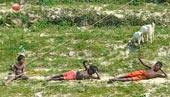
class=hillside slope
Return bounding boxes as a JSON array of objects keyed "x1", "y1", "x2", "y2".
[{"x1": 0, "y1": 3, "x2": 170, "y2": 97}]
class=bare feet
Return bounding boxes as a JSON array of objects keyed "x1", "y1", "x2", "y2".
[
  {"x1": 107, "y1": 79, "x2": 115, "y2": 84},
  {"x1": 45, "y1": 77, "x2": 51, "y2": 81},
  {"x1": 2, "y1": 81, "x2": 7, "y2": 86}
]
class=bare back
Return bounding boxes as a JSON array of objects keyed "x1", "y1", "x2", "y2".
[
  {"x1": 145, "y1": 69, "x2": 161, "y2": 79},
  {"x1": 76, "y1": 71, "x2": 91, "y2": 80}
]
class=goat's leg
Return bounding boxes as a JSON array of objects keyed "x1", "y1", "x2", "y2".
[
  {"x1": 138, "y1": 38, "x2": 141, "y2": 46},
  {"x1": 142, "y1": 34, "x2": 144, "y2": 43},
  {"x1": 150, "y1": 34, "x2": 152, "y2": 43},
  {"x1": 131, "y1": 38, "x2": 135, "y2": 45},
  {"x1": 146, "y1": 33, "x2": 149, "y2": 41},
  {"x1": 152, "y1": 32, "x2": 154, "y2": 41}
]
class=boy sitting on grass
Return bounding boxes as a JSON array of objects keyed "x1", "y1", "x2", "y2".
[
  {"x1": 46, "y1": 60, "x2": 100, "y2": 81},
  {"x1": 108, "y1": 56, "x2": 167, "y2": 83},
  {"x1": 3, "y1": 55, "x2": 29, "y2": 86}
]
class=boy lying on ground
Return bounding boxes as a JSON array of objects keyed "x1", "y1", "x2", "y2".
[
  {"x1": 45, "y1": 60, "x2": 100, "y2": 81},
  {"x1": 3, "y1": 55, "x2": 29, "y2": 86},
  {"x1": 108, "y1": 57, "x2": 167, "y2": 83}
]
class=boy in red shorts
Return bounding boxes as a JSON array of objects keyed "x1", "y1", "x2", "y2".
[
  {"x1": 108, "y1": 57, "x2": 167, "y2": 83},
  {"x1": 45, "y1": 60, "x2": 100, "y2": 81}
]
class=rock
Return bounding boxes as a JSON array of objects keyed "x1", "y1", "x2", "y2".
[
  {"x1": 0, "y1": 9, "x2": 7, "y2": 14},
  {"x1": 68, "y1": 51, "x2": 75, "y2": 57},
  {"x1": 34, "y1": 92, "x2": 43, "y2": 97},
  {"x1": 103, "y1": 11, "x2": 115, "y2": 15},
  {"x1": 118, "y1": 69, "x2": 123, "y2": 72},
  {"x1": 101, "y1": 61, "x2": 109, "y2": 66},
  {"x1": 24, "y1": 28, "x2": 31, "y2": 32},
  {"x1": 12, "y1": 18, "x2": 22, "y2": 26},
  {"x1": 40, "y1": 33, "x2": 48, "y2": 37},
  {"x1": 152, "y1": 12, "x2": 162, "y2": 18},
  {"x1": 114, "y1": 14, "x2": 124, "y2": 19},
  {"x1": 47, "y1": 38, "x2": 54, "y2": 43},
  {"x1": 19, "y1": 0, "x2": 25, "y2": 5},
  {"x1": 28, "y1": 13, "x2": 35, "y2": 18},
  {"x1": 54, "y1": 8, "x2": 61, "y2": 14},
  {"x1": 51, "y1": 15, "x2": 56, "y2": 19},
  {"x1": 94, "y1": 6, "x2": 102, "y2": 11},
  {"x1": 145, "y1": 91, "x2": 150, "y2": 97},
  {"x1": 164, "y1": 2, "x2": 170, "y2": 6},
  {"x1": 5, "y1": 23, "x2": 10, "y2": 27}
]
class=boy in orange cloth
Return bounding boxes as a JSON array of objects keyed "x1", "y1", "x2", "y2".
[{"x1": 108, "y1": 57, "x2": 167, "y2": 83}]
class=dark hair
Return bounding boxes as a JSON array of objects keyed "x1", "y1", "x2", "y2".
[
  {"x1": 89, "y1": 65, "x2": 98, "y2": 74},
  {"x1": 17, "y1": 55, "x2": 25, "y2": 61},
  {"x1": 155, "y1": 61, "x2": 162, "y2": 67}
]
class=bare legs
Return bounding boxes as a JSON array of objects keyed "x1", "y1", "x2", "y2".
[
  {"x1": 108, "y1": 74, "x2": 133, "y2": 84},
  {"x1": 3, "y1": 74, "x2": 28, "y2": 86},
  {"x1": 45, "y1": 75, "x2": 64, "y2": 81}
]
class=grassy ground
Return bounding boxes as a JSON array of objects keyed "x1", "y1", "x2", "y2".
[{"x1": 0, "y1": 3, "x2": 170, "y2": 97}]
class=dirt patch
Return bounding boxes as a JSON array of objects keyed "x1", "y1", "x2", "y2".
[
  {"x1": 139, "y1": 74, "x2": 170, "y2": 84},
  {"x1": 157, "y1": 34, "x2": 170, "y2": 39},
  {"x1": 40, "y1": 33, "x2": 49, "y2": 37},
  {"x1": 99, "y1": 73, "x2": 111, "y2": 81},
  {"x1": 0, "y1": 72, "x2": 9, "y2": 80},
  {"x1": 30, "y1": 76, "x2": 45, "y2": 80},
  {"x1": 158, "y1": 46, "x2": 170, "y2": 57},
  {"x1": 34, "y1": 68, "x2": 51, "y2": 72},
  {"x1": 49, "y1": 93, "x2": 73, "y2": 97},
  {"x1": 139, "y1": 78, "x2": 169, "y2": 84}
]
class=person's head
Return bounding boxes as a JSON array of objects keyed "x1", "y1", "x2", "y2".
[
  {"x1": 17, "y1": 55, "x2": 25, "y2": 63},
  {"x1": 87, "y1": 65, "x2": 98, "y2": 75},
  {"x1": 154, "y1": 61, "x2": 162, "y2": 71}
]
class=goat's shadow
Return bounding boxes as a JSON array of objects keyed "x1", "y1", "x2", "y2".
[{"x1": 127, "y1": 42, "x2": 142, "y2": 53}]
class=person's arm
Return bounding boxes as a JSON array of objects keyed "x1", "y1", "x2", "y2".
[
  {"x1": 158, "y1": 69, "x2": 167, "y2": 78},
  {"x1": 15, "y1": 73, "x2": 24, "y2": 77},
  {"x1": 14, "y1": 64, "x2": 24, "y2": 70},
  {"x1": 95, "y1": 71, "x2": 100, "y2": 79},
  {"x1": 89, "y1": 75, "x2": 100, "y2": 79},
  {"x1": 83, "y1": 60, "x2": 88, "y2": 70},
  {"x1": 22, "y1": 65, "x2": 25, "y2": 73},
  {"x1": 89, "y1": 71, "x2": 100, "y2": 79},
  {"x1": 138, "y1": 57, "x2": 151, "y2": 69},
  {"x1": 13, "y1": 65, "x2": 17, "y2": 72}
]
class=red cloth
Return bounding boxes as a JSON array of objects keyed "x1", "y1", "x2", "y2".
[
  {"x1": 12, "y1": 5, "x2": 20, "y2": 11},
  {"x1": 63, "y1": 71, "x2": 76, "y2": 80}
]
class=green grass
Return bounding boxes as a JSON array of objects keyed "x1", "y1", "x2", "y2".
[
  {"x1": 0, "y1": 24, "x2": 170, "y2": 97},
  {"x1": 0, "y1": 3, "x2": 170, "y2": 97}
]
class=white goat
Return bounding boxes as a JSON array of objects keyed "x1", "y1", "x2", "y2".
[
  {"x1": 131, "y1": 31, "x2": 144, "y2": 45},
  {"x1": 140, "y1": 22, "x2": 155, "y2": 43}
]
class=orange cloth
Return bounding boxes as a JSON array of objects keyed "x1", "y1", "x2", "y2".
[
  {"x1": 125, "y1": 70, "x2": 146, "y2": 81},
  {"x1": 63, "y1": 71, "x2": 76, "y2": 80}
]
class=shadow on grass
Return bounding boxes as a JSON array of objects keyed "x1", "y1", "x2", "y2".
[{"x1": 127, "y1": 42, "x2": 142, "y2": 53}]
